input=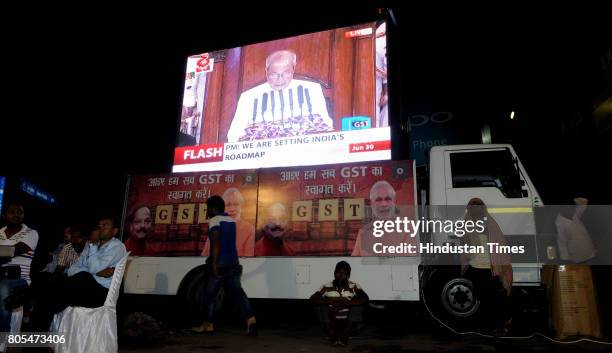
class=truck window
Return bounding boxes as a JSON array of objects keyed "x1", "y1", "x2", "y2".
[{"x1": 450, "y1": 150, "x2": 523, "y2": 198}]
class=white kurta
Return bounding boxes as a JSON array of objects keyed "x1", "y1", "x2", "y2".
[{"x1": 227, "y1": 79, "x2": 333, "y2": 142}]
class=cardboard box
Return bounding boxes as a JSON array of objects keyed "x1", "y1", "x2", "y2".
[{"x1": 542, "y1": 265, "x2": 602, "y2": 339}]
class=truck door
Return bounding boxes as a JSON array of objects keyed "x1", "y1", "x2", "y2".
[{"x1": 443, "y1": 147, "x2": 539, "y2": 280}]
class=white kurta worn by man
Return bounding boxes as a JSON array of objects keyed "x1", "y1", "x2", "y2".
[{"x1": 227, "y1": 50, "x2": 333, "y2": 142}]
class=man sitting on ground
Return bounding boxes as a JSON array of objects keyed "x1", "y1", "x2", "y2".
[{"x1": 310, "y1": 261, "x2": 368, "y2": 346}]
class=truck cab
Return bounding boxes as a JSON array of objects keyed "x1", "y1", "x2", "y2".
[{"x1": 423, "y1": 144, "x2": 545, "y2": 325}]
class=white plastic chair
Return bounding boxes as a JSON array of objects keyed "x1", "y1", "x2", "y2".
[
  {"x1": 50, "y1": 253, "x2": 130, "y2": 353},
  {"x1": 0, "y1": 306, "x2": 24, "y2": 352}
]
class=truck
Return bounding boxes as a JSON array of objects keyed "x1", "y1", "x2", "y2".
[{"x1": 121, "y1": 143, "x2": 546, "y2": 328}]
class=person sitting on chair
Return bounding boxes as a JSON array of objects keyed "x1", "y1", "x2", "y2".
[
  {"x1": 29, "y1": 216, "x2": 127, "y2": 332},
  {"x1": 0, "y1": 202, "x2": 39, "y2": 332}
]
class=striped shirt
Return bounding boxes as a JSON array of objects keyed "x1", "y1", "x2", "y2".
[
  {"x1": 57, "y1": 243, "x2": 80, "y2": 269},
  {"x1": 320, "y1": 281, "x2": 363, "y2": 319},
  {"x1": 0, "y1": 224, "x2": 39, "y2": 284}
]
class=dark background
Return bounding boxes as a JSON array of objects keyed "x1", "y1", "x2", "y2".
[{"x1": 1, "y1": 3, "x2": 610, "y2": 240}]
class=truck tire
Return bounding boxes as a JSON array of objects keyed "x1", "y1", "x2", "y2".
[
  {"x1": 422, "y1": 266, "x2": 480, "y2": 330},
  {"x1": 176, "y1": 265, "x2": 236, "y2": 326},
  {"x1": 440, "y1": 277, "x2": 480, "y2": 319}
]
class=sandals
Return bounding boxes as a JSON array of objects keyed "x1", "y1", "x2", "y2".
[
  {"x1": 247, "y1": 322, "x2": 258, "y2": 336},
  {"x1": 191, "y1": 322, "x2": 215, "y2": 334}
]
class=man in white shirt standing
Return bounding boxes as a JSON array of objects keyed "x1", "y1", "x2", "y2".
[
  {"x1": 375, "y1": 22, "x2": 388, "y2": 128},
  {"x1": 0, "y1": 202, "x2": 39, "y2": 332},
  {"x1": 227, "y1": 50, "x2": 334, "y2": 142}
]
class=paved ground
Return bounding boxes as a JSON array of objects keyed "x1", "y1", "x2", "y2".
[
  {"x1": 115, "y1": 296, "x2": 612, "y2": 353},
  {"x1": 119, "y1": 323, "x2": 612, "y2": 353}
]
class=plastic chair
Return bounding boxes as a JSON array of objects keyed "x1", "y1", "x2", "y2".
[
  {"x1": 50, "y1": 252, "x2": 130, "y2": 353},
  {"x1": 0, "y1": 306, "x2": 24, "y2": 352}
]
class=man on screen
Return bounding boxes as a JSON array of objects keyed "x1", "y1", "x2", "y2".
[
  {"x1": 227, "y1": 50, "x2": 334, "y2": 142},
  {"x1": 351, "y1": 181, "x2": 401, "y2": 256},
  {"x1": 375, "y1": 22, "x2": 388, "y2": 128},
  {"x1": 178, "y1": 70, "x2": 205, "y2": 146}
]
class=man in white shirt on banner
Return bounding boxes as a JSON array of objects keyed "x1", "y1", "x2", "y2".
[
  {"x1": 352, "y1": 181, "x2": 406, "y2": 256},
  {"x1": 0, "y1": 202, "x2": 39, "y2": 332},
  {"x1": 227, "y1": 50, "x2": 334, "y2": 142}
]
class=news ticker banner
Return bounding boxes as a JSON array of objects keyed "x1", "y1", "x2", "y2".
[{"x1": 172, "y1": 128, "x2": 391, "y2": 172}]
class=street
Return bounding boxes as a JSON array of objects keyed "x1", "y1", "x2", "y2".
[{"x1": 119, "y1": 323, "x2": 611, "y2": 353}]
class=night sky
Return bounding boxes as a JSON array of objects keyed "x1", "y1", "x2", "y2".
[{"x1": 2, "y1": 4, "x2": 610, "y2": 235}]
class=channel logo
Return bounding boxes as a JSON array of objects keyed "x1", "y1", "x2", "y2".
[{"x1": 341, "y1": 116, "x2": 371, "y2": 131}]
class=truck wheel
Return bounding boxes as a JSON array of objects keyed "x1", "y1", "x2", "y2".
[
  {"x1": 177, "y1": 266, "x2": 236, "y2": 326},
  {"x1": 440, "y1": 278, "x2": 480, "y2": 319},
  {"x1": 176, "y1": 266, "x2": 207, "y2": 326},
  {"x1": 422, "y1": 266, "x2": 480, "y2": 329}
]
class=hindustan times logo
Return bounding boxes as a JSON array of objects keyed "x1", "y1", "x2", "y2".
[{"x1": 372, "y1": 217, "x2": 486, "y2": 237}]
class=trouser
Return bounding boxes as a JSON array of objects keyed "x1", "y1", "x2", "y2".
[
  {"x1": 204, "y1": 264, "x2": 254, "y2": 323},
  {"x1": 315, "y1": 305, "x2": 364, "y2": 324},
  {"x1": 30, "y1": 271, "x2": 108, "y2": 332},
  {"x1": 464, "y1": 266, "x2": 511, "y2": 328},
  {"x1": 314, "y1": 305, "x2": 364, "y2": 340},
  {"x1": 0, "y1": 278, "x2": 28, "y2": 332}
]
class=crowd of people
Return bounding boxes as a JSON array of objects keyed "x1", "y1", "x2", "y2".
[
  {"x1": 0, "y1": 200, "x2": 127, "y2": 348},
  {"x1": 1, "y1": 193, "x2": 539, "y2": 348}
]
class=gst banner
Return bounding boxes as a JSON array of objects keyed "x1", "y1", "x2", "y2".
[
  {"x1": 255, "y1": 160, "x2": 417, "y2": 256},
  {"x1": 122, "y1": 171, "x2": 258, "y2": 257},
  {"x1": 122, "y1": 160, "x2": 417, "y2": 257}
]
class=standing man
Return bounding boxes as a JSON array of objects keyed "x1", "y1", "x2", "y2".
[
  {"x1": 192, "y1": 196, "x2": 257, "y2": 335},
  {"x1": 375, "y1": 22, "x2": 388, "y2": 128},
  {"x1": 0, "y1": 202, "x2": 39, "y2": 332},
  {"x1": 201, "y1": 188, "x2": 256, "y2": 257}
]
